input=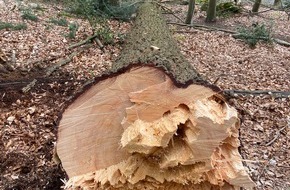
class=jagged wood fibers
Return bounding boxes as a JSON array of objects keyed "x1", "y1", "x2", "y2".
[{"x1": 57, "y1": 2, "x2": 254, "y2": 190}]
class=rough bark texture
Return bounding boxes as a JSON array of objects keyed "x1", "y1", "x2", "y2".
[
  {"x1": 111, "y1": 2, "x2": 206, "y2": 87},
  {"x1": 273, "y1": 0, "x2": 282, "y2": 7},
  {"x1": 185, "y1": 0, "x2": 195, "y2": 24},
  {"x1": 56, "y1": 2, "x2": 254, "y2": 190},
  {"x1": 206, "y1": 0, "x2": 217, "y2": 22},
  {"x1": 252, "y1": 0, "x2": 261, "y2": 12}
]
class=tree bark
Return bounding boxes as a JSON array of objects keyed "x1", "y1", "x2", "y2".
[
  {"x1": 252, "y1": 0, "x2": 262, "y2": 12},
  {"x1": 56, "y1": 2, "x2": 254, "y2": 189},
  {"x1": 206, "y1": 0, "x2": 217, "y2": 22},
  {"x1": 185, "y1": 0, "x2": 195, "y2": 24},
  {"x1": 273, "y1": 0, "x2": 282, "y2": 8}
]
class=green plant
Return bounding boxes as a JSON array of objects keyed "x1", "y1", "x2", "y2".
[
  {"x1": 101, "y1": 0, "x2": 140, "y2": 20},
  {"x1": 96, "y1": 27, "x2": 114, "y2": 45},
  {"x1": 64, "y1": 0, "x2": 139, "y2": 45},
  {"x1": 31, "y1": 4, "x2": 46, "y2": 11},
  {"x1": 49, "y1": 18, "x2": 68, "y2": 27},
  {"x1": 65, "y1": 0, "x2": 106, "y2": 34},
  {"x1": 21, "y1": 9, "x2": 39, "y2": 21},
  {"x1": 116, "y1": 33, "x2": 126, "y2": 44},
  {"x1": 65, "y1": 0, "x2": 98, "y2": 18},
  {"x1": 67, "y1": 22, "x2": 79, "y2": 39},
  {"x1": 201, "y1": 1, "x2": 241, "y2": 17},
  {"x1": 0, "y1": 22, "x2": 27, "y2": 30},
  {"x1": 65, "y1": 0, "x2": 139, "y2": 21},
  {"x1": 217, "y1": 2, "x2": 242, "y2": 17},
  {"x1": 284, "y1": 0, "x2": 290, "y2": 8},
  {"x1": 236, "y1": 23, "x2": 272, "y2": 47}
]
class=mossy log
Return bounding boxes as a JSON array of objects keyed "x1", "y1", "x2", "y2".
[{"x1": 56, "y1": 2, "x2": 254, "y2": 190}]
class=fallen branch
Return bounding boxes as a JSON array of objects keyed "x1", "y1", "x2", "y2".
[
  {"x1": 45, "y1": 51, "x2": 81, "y2": 76},
  {"x1": 68, "y1": 34, "x2": 102, "y2": 50},
  {"x1": 0, "y1": 78, "x2": 85, "y2": 88},
  {"x1": 167, "y1": 22, "x2": 236, "y2": 33},
  {"x1": 273, "y1": 38, "x2": 290, "y2": 47},
  {"x1": 21, "y1": 79, "x2": 37, "y2": 93},
  {"x1": 265, "y1": 126, "x2": 287, "y2": 146},
  {"x1": 232, "y1": 34, "x2": 290, "y2": 47},
  {"x1": 174, "y1": 30, "x2": 198, "y2": 33},
  {"x1": 168, "y1": 22, "x2": 290, "y2": 47},
  {"x1": 156, "y1": 3, "x2": 184, "y2": 22},
  {"x1": 224, "y1": 89, "x2": 290, "y2": 98},
  {"x1": 21, "y1": 48, "x2": 87, "y2": 93},
  {"x1": 27, "y1": 56, "x2": 58, "y2": 65}
]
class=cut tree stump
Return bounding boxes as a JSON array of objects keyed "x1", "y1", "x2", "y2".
[{"x1": 56, "y1": 2, "x2": 255, "y2": 190}]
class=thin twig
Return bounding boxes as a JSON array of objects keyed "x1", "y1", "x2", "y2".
[
  {"x1": 257, "y1": 160, "x2": 270, "y2": 182},
  {"x1": 155, "y1": 2, "x2": 184, "y2": 23},
  {"x1": 173, "y1": 30, "x2": 198, "y2": 33},
  {"x1": 167, "y1": 22, "x2": 236, "y2": 33},
  {"x1": 265, "y1": 126, "x2": 287, "y2": 146}
]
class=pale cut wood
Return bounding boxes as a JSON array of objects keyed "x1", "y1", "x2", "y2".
[
  {"x1": 58, "y1": 66, "x2": 254, "y2": 189},
  {"x1": 57, "y1": 67, "x2": 165, "y2": 177}
]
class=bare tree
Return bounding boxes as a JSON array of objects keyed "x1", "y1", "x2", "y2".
[
  {"x1": 252, "y1": 0, "x2": 262, "y2": 12},
  {"x1": 206, "y1": 0, "x2": 217, "y2": 22},
  {"x1": 274, "y1": 0, "x2": 282, "y2": 8},
  {"x1": 185, "y1": 0, "x2": 195, "y2": 24}
]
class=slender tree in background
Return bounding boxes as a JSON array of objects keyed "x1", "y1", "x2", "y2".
[
  {"x1": 185, "y1": 0, "x2": 195, "y2": 24},
  {"x1": 274, "y1": 0, "x2": 282, "y2": 8},
  {"x1": 252, "y1": 0, "x2": 262, "y2": 12},
  {"x1": 108, "y1": 0, "x2": 120, "y2": 6},
  {"x1": 206, "y1": 0, "x2": 217, "y2": 22}
]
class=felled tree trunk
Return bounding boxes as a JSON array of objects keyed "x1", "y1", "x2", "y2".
[{"x1": 56, "y1": 2, "x2": 254, "y2": 190}]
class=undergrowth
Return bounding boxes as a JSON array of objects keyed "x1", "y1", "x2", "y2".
[
  {"x1": 49, "y1": 18, "x2": 68, "y2": 27},
  {"x1": 201, "y1": 1, "x2": 242, "y2": 17},
  {"x1": 66, "y1": 22, "x2": 78, "y2": 39},
  {"x1": 63, "y1": 0, "x2": 134, "y2": 45},
  {"x1": 236, "y1": 23, "x2": 272, "y2": 47},
  {"x1": 65, "y1": 0, "x2": 140, "y2": 20},
  {"x1": 0, "y1": 22, "x2": 27, "y2": 30},
  {"x1": 21, "y1": 9, "x2": 39, "y2": 21},
  {"x1": 96, "y1": 27, "x2": 114, "y2": 44}
]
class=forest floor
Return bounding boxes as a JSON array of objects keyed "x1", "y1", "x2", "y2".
[{"x1": 0, "y1": 0, "x2": 289, "y2": 189}]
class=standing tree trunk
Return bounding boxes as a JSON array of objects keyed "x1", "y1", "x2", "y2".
[
  {"x1": 56, "y1": 2, "x2": 254, "y2": 190},
  {"x1": 185, "y1": 0, "x2": 195, "y2": 24},
  {"x1": 206, "y1": 0, "x2": 217, "y2": 22},
  {"x1": 274, "y1": 0, "x2": 282, "y2": 8},
  {"x1": 252, "y1": 0, "x2": 262, "y2": 12},
  {"x1": 108, "y1": 0, "x2": 120, "y2": 6}
]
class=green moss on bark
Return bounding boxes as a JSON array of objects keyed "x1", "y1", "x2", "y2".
[{"x1": 112, "y1": 2, "x2": 205, "y2": 86}]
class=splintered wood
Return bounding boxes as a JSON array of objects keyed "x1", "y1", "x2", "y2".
[{"x1": 57, "y1": 66, "x2": 254, "y2": 189}]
